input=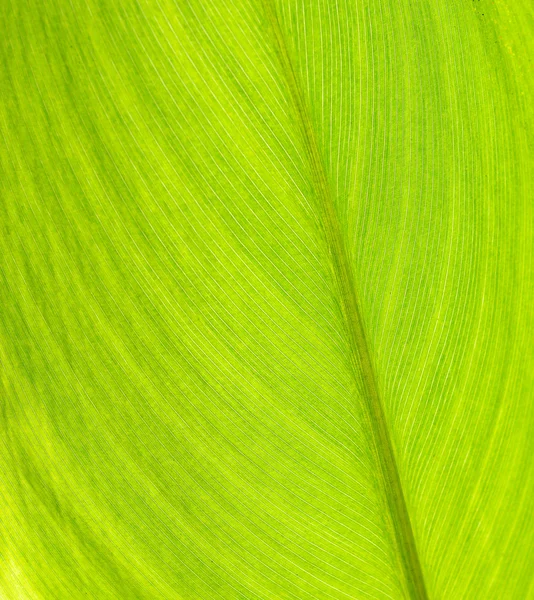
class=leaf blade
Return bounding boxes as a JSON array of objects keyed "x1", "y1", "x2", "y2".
[{"x1": 1, "y1": 0, "x2": 532, "y2": 598}]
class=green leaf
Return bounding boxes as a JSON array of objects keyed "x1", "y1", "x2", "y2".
[{"x1": 1, "y1": 1, "x2": 532, "y2": 598}]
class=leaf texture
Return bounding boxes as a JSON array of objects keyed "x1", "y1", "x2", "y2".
[{"x1": 1, "y1": 0, "x2": 533, "y2": 598}]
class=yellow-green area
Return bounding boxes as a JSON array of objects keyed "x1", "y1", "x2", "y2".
[{"x1": 1, "y1": 1, "x2": 533, "y2": 598}]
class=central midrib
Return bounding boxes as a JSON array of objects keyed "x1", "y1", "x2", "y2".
[{"x1": 263, "y1": 4, "x2": 429, "y2": 599}]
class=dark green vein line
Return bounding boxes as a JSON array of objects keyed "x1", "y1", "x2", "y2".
[{"x1": 263, "y1": 3, "x2": 429, "y2": 599}]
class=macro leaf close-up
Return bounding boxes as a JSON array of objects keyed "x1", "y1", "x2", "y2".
[{"x1": 1, "y1": 0, "x2": 533, "y2": 598}]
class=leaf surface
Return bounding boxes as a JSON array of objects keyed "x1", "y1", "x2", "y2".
[{"x1": 1, "y1": 1, "x2": 533, "y2": 598}]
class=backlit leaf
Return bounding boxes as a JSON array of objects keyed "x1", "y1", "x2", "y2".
[{"x1": 1, "y1": 1, "x2": 532, "y2": 598}]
